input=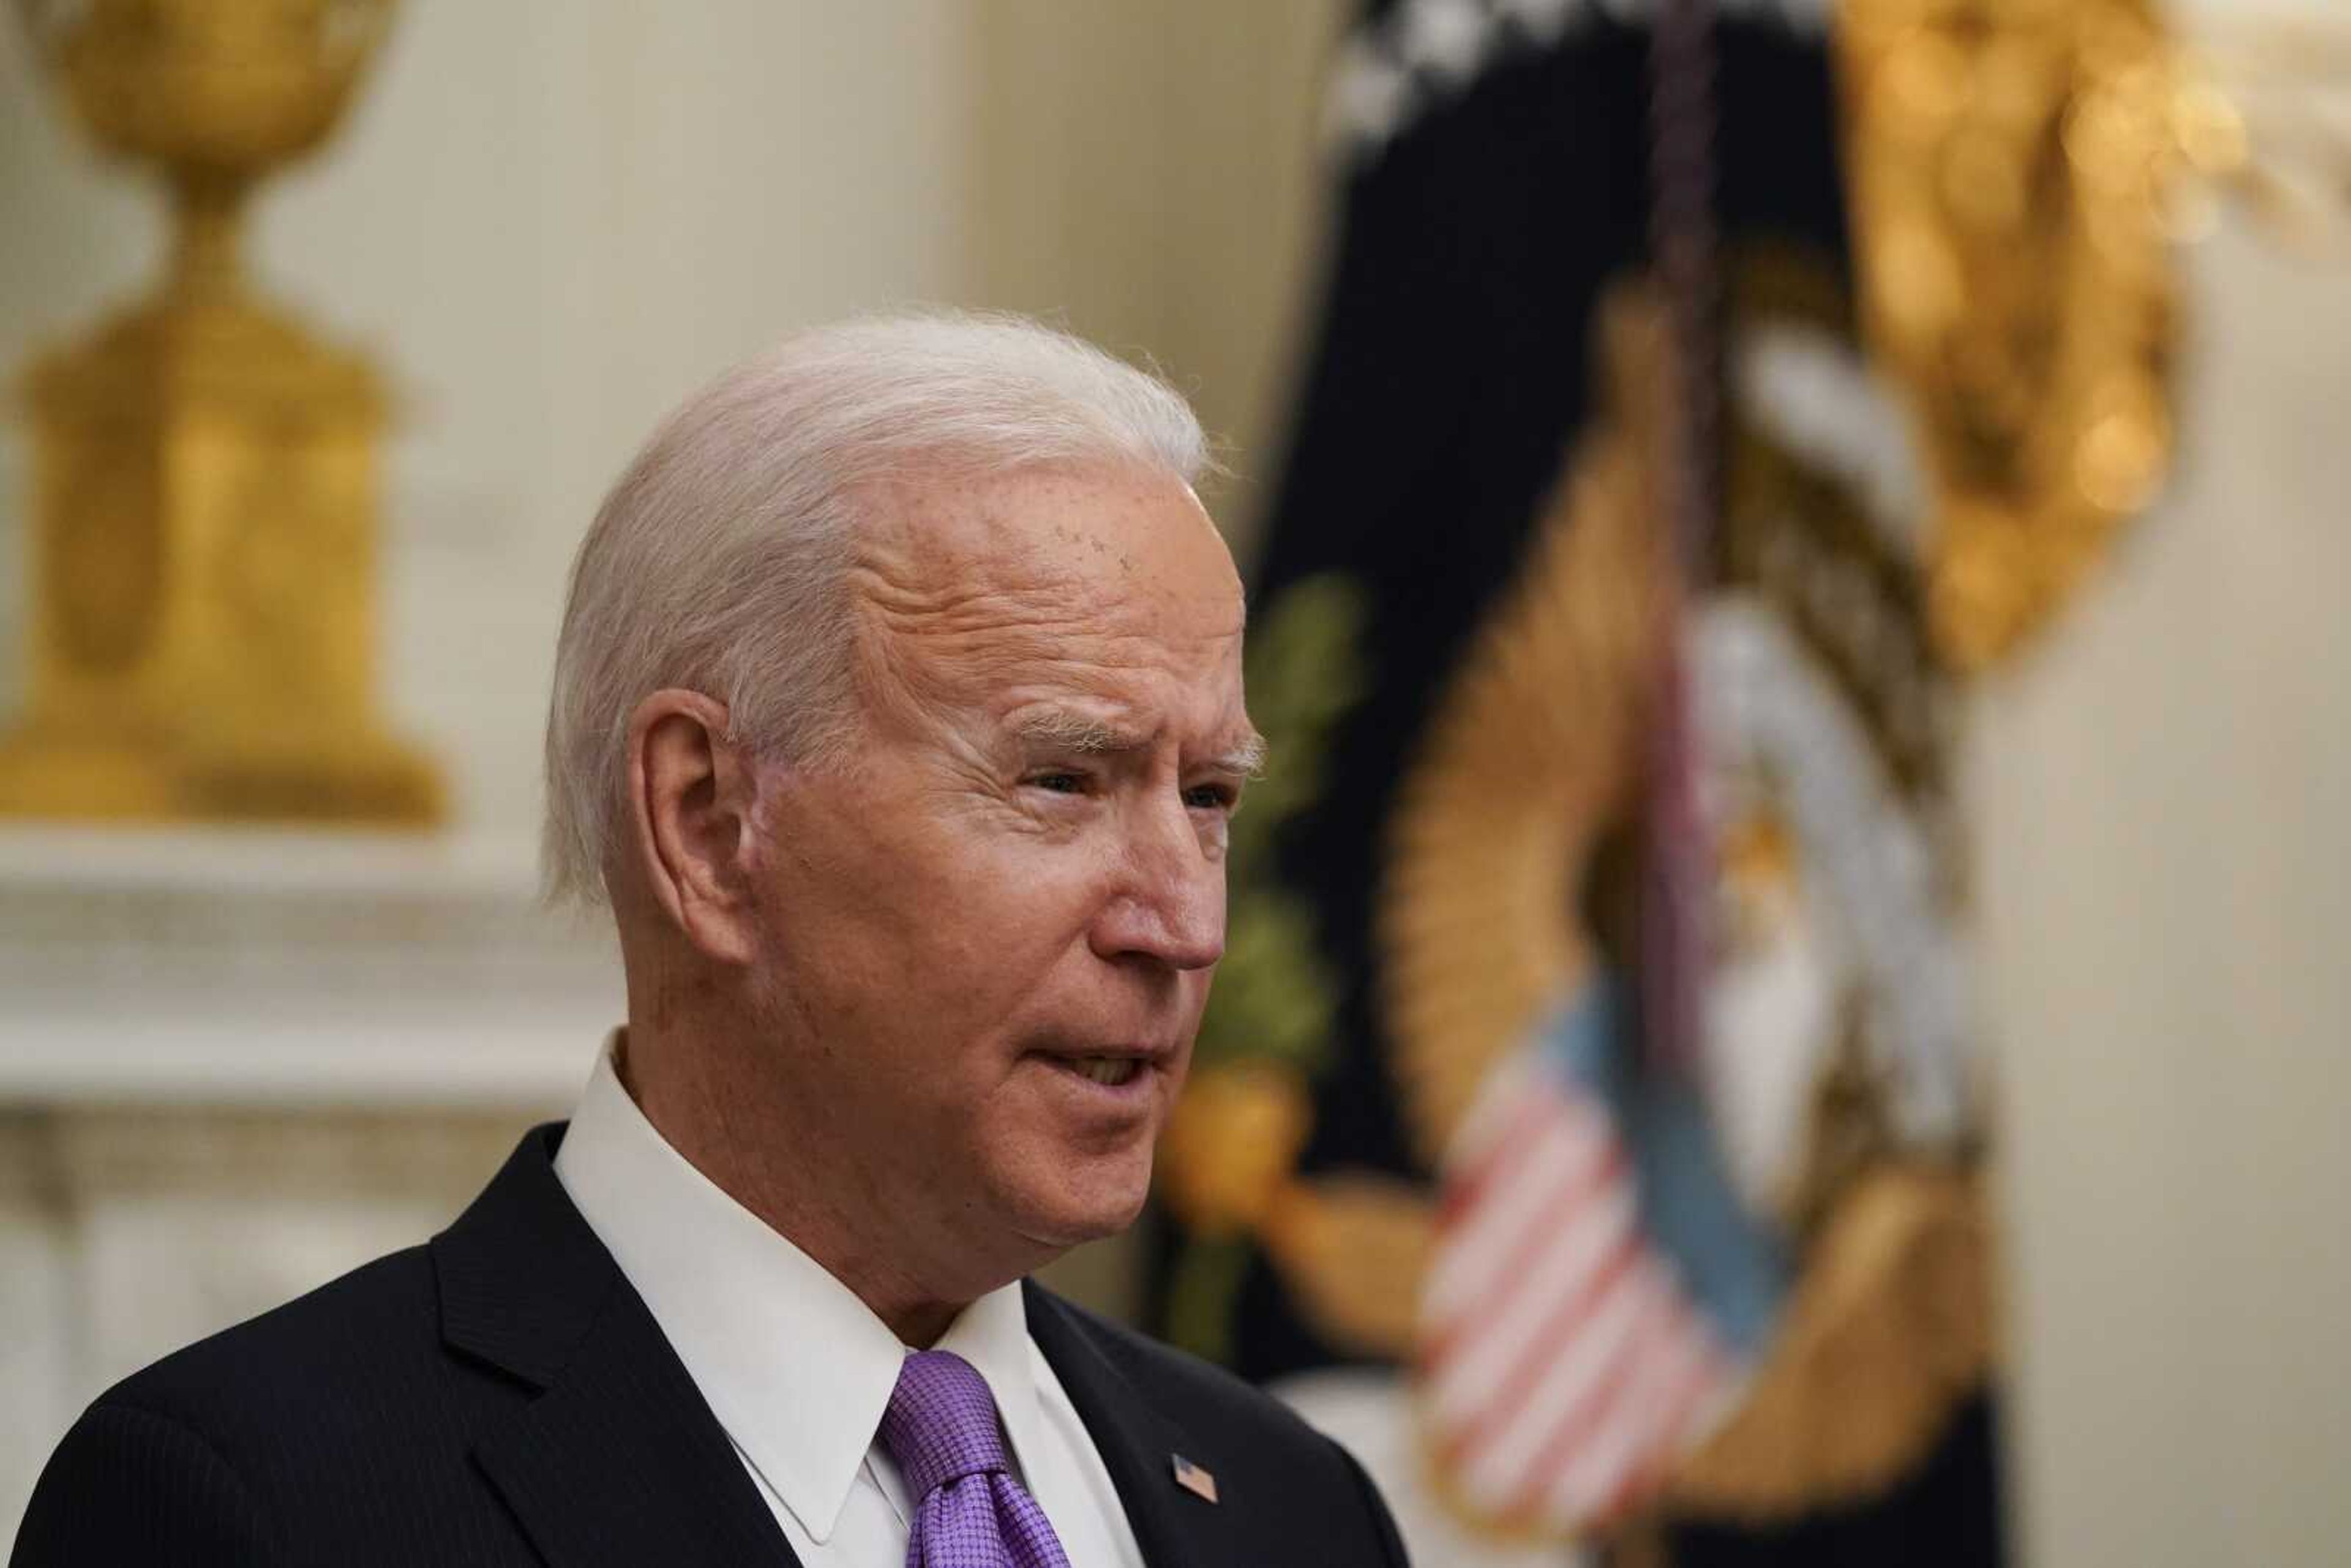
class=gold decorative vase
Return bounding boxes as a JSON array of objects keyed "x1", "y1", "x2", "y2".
[{"x1": 0, "y1": 0, "x2": 441, "y2": 823}]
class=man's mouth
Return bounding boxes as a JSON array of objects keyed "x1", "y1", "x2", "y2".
[{"x1": 1062, "y1": 1054, "x2": 1144, "y2": 1088}]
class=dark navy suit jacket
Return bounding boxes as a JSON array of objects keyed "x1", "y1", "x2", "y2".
[{"x1": 12, "y1": 1124, "x2": 1408, "y2": 1567}]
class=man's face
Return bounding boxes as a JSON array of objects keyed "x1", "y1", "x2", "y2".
[{"x1": 739, "y1": 462, "x2": 1255, "y2": 1276}]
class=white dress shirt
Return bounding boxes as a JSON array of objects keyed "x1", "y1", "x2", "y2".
[{"x1": 554, "y1": 1037, "x2": 1148, "y2": 1567}]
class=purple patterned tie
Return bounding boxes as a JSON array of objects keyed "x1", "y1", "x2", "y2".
[{"x1": 879, "y1": 1349, "x2": 1073, "y2": 1568}]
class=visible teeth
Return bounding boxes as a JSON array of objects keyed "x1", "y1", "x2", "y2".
[{"x1": 1071, "y1": 1056, "x2": 1139, "y2": 1087}]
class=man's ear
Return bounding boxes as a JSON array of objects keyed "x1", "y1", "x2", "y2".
[{"x1": 622, "y1": 688, "x2": 762, "y2": 965}]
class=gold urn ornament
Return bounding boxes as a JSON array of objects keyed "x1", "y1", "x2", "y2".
[{"x1": 0, "y1": 0, "x2": 441, "y2": 823}]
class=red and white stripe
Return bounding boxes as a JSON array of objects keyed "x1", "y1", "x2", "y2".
[{"x1": 1417, "y1": 1051, "x2": 1739, "y2": 1534}]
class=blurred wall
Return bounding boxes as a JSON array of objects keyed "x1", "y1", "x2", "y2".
[
  {"x1": 1968, "y1": 216, "x2": 2351, "y2": 1565},
  {"x1": 2, "y1": 2, "x2": 2348, "y2": 1565},
  {"x1": 1967, "y1": 6, "x2": 2351, "y2": 1562},
  {"x1": 964, "y1": 0, "x2": 1348, "y2": 538}
]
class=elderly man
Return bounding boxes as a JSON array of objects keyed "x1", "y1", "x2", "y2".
[{"x1": 12, "y1": 314, "x2": 1409, "y2": 1567}]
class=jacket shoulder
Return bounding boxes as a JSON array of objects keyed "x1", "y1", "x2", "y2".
[
  {"x1": 1033, "y1": 1291, "x2": 1409, "y2": 1564},
  {"x1": 12, "y1": 1398, "x2": 287, "y2": 1567},
  {"x1": 1044, "y1": 1292, "x2": 1329, "y2": 1446},
  {"x1": 94, "y1": 1243, "x2": 448, "y2": 1439},
  {"x1": 17, "y1": 1244, "x2": 540, "y2": 1566}
]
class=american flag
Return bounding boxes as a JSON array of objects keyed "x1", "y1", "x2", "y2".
[{"x1": 1417, "y1": 1032, "x2": 1741, "y2": 1534}]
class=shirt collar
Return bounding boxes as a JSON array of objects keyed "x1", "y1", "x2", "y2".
[
  {"x1": 930, "y1": 1264, "x2": 1047, "y2": 1504},
  {"x1": 552, "y1": 1032, "x2": 1044, "y2": 1544}
]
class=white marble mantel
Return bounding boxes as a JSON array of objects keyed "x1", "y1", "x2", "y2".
[
  {"x1": 0, "y1": 826, "x2": 620, "y2": 1106},
  {"x1": 0, "y1": 825, "x2": 624, "y2": 1539}
]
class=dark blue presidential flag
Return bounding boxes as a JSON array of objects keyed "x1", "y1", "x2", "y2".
[{"x1": 1148, "y1": 2, "x2": 2004, "y2": 1563}]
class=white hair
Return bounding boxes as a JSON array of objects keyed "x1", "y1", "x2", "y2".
[{"x1": 542, "y1": 309, "x2": 1212, "y2": 906}]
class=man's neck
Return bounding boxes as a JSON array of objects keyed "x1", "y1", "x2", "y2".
[{"x1": 615, "y1": 1024, "x2": 987, "y2": 1348}]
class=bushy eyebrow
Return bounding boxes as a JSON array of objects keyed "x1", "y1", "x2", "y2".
[
  {"x1": 1011, "y1": 711, "x2": 1268, "y2": 779},
  {"x1": 1215, "y1": 732, "x2": 1270, "y2": 780},
  {"x1": 1014, "y1": 710, "x2": 1139, "y2": 755}
]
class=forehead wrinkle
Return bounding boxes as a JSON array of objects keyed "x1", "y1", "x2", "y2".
[
  {"x1": 849, "y1": 546, "x2": 1237, "y2": 653},
  {"x1": 850, "y1": 604, "x2": 1239, "y2": 755},
  {"x1": 846, "y1": 571, "x2": 1112, "y2": 730},
  {"x1": 846, "y1": 498, "x2": 1249, "y2": 745},
  {"x1": 855, "y1": 497, "x2": 1242, "y2": 628},
  {"x1": 856, "y1": 582, "x2": 1243, "y2": 690},
  {"x1": 847, "y1": 555, "x2": 1086, "y2": 636}
]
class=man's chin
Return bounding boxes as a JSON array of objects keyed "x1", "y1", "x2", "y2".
[{"x1": 1004, "y1": 1164, "x2": 1153, "y2": 1253}]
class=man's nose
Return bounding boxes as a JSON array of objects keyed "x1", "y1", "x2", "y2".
[{"x1": 1092, "y1": 797, "x2": 1226, "y2": 971}]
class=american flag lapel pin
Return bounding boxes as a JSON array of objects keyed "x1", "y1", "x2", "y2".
[{"x1": 1170, "y1": 1453, "x2": 1219, "y2": 1504}]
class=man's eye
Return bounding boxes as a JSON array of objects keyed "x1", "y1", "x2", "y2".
[
  {"x1": 1029, "y1": 771, "x2": 1089, "y2": 795},
  {"x1": 1183, "y1": 783, "x2": 1238, "y2": 812}
]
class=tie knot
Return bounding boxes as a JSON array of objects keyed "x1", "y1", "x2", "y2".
[{"x1": 880, "y1": 1350, "x2": 1011, "y2": 1500}]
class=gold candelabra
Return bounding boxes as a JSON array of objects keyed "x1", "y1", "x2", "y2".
[{"x1": 0, "y1": 0, "x2": 441, "y2": 823}]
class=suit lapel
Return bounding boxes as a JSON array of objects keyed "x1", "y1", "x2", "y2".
[
  {"x1": 470, "y1": 1287, "x2": 803, "y2": 1568},
  {"x1": 435, "y1": 1126, "x2": 802, "y2": 1568},
  {"x1": 1024, "y1": 1281, "x2": 1216, "y2": 1568}
]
